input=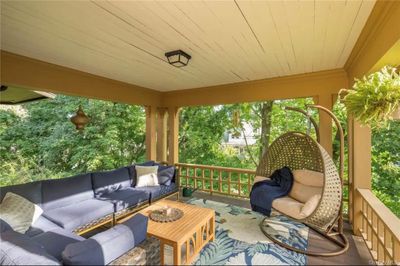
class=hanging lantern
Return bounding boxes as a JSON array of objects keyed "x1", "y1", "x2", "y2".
[
  {"x1": 232, "y1": 110, "x2": 240, "y2": 127},
  {"x1": 70, "y1": 105, "x2": 89, "y2": 130}
]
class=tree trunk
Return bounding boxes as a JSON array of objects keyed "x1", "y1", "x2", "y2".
[{"x1": 256, "y1": 101, "x2": 274, "y2": 176}]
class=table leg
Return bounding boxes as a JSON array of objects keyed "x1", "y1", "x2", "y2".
[
  {"x1": 160, "y1": 240, "x2": 164, "y2": 265},
  {"x1": 173, "y1": 242, "x2": 181, "y2": 265}
]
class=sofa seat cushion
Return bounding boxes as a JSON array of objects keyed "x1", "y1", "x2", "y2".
[
  {"x1": 43, "y1": 199, "x2": 114, "y2": 230},
  {"x1": 0, "y1": 230, "x2": 60, "y2": 265},
  {"x1": 33, "y1": 228, "x2": 84, "y2": 261},
  {"x1": 133, "y1": 183, "x2": 177, "y2": 201},
  {"x1": 132, "y1": 186, "x2": 161, "y2": 201},
  {"x1": 62, "y1": 214, "x2": 148, "y2": 265},
  {"x1": 96, "y1": 188, "x2": 149, "y2": 212},
  {"x1": 158, "y1": 183, "x2": 178, "y2": 199},
  {"x1": 92, "y1": 167, "x2": 132, "y2": 196},
  {"x1": 25, "y1": 216, "x2": 62, "y2": 238},
  {"x1": 42, "y1": 173, "x2": 94, "y2": 211},
  {"x1": 272, "y1": 196, "x2": 306, "y2": 220}
]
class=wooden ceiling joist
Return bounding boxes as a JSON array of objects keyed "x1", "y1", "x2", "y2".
[{"x1": 0, "y1": 51, "x2": 162, "y2": 106}]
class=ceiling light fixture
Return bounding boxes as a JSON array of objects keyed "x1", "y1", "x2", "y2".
[{"x1": 165, "y1": 50, "x2": 191, "y2": 67}]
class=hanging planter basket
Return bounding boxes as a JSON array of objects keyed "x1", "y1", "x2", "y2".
[{"x1": 340, "y1": 65, "x2": 400, "y2": 128}]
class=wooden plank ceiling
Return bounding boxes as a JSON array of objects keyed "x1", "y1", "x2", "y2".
[{"x1": 0, "y1": 0, "x2": 375, "y2": 92}]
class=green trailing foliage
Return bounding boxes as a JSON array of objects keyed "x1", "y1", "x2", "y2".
[{"x1": 341, "y1": 65, "x2": 400, "y2": 128}]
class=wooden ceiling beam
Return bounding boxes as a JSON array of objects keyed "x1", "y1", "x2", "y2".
[
  {"x1": 0, "y1": 51, "x2": 162, "y2": 106},
  {"x1": 162, "y1": 69, "x2": 348, "y2": 107}
]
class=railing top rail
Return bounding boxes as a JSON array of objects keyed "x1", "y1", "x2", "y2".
[
  {"x1": 357, "y1": 188, "x2": 400, "y2": 241},
  {"x1": 175, "y1": 163, "x2": 256, "y2": 174}
]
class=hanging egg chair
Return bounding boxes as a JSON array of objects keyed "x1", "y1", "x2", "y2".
[{"x1": 258, "y1": 105, "x2": 349, "y2": 256}]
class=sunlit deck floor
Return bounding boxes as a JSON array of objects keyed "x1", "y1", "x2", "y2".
[{"x1": 178, "y1": 191, "x2": 373, "y2": 266}]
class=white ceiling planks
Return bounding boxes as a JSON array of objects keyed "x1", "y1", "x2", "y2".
[
  {"x1": 335, "y1": 0, "x2": 376, "y2": 67},
  {"x1": 313, "y1": 0, "x2": 333, "y2": 73},
  {"x1": 1, "y1": 0, "x2": 376, "y2": 91}
]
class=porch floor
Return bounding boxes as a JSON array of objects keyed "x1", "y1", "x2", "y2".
[{"x1": 179, "y1": 191, "x2": 373, "y2": 265}]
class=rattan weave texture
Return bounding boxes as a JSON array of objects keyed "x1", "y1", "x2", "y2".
[{"x1": 264, "y1": 131, "x2": 341, "y2": 230}]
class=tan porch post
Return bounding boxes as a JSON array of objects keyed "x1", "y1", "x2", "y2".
[
  {"x1": 145, "y1": 105, "x2": 157, "y2": 161},
  {"x1": 313, "y1": 94, "x2": 334, "y2": 156},
  {"x1": 167, "y1": 107, "x2": 180, "y2": 165},
  {"x1": 348, "y1": 118, "x2": 372, "y2": 236},
  {"x1": 157, "y1": 107, "x2": 168, "y2": 162}
]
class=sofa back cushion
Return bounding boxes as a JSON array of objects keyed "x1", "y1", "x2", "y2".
[
  {"x1": 0, "y1": 230, "x2": 60, "y2": 265},
  {"x1": 41, "y1": 173, "x2": 93, "y2": 211},
  {"x1": 32, "y1": 228, "x2": 85, "y2": 261},
  {"x1": 92, "y1": 167, "x2": 131, "y2": 196},
  {"x1": 0, "y1": 181, "x2": 42, "y2": 205},
  {"x1": 62, "y1": 214, "x2": 148, "y2": 265},
  {"x1": 0, "y1": 219, "x2": 12, "y2": 233}
]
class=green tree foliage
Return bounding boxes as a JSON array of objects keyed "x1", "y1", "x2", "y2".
[
  {"x1": 1, "y1": 95, "x2": 398, "y2": 217},
  {"x1": 179, "y1": 98, "x2": 317, "y2": 169},
  {"x1": 0, "y1": 95, "x2": 145, "y2": 186},
  {"x1": 179, "y1": 105, "x2": 246, "y2": 168},
  {"x1": 372, "y1": 121, "x2": 400, "y2": 217}
]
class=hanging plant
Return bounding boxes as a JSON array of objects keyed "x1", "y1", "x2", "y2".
[{"x1": 340, "y1": 65, "x2": 400, "y2": 128}]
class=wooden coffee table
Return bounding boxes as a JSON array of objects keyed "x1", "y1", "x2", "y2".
[{"x1": 137, "y1": 199, "x2": 215, "y2": 265}]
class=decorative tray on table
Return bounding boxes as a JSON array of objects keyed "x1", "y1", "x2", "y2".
[{"x1": 149, "y1": 207, "x2": 183, "y2": 223}]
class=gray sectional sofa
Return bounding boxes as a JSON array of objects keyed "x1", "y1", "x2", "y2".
[{"x1": 0, "y1": 161, "x2": 178, "y2": 265}]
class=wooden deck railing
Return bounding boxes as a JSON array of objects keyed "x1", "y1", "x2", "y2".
[
  {"x1": 176, "y1": 163, "x2": 256, "y2": 198},
  {"x1": 357, "y1": 188, "x2": 400, "y2": 265},
  {"x1": 176, "y1": 163, "x2": 349, "y2": 216}
]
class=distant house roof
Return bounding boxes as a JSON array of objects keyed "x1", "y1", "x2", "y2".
[
  {"x1": 0, "y1": 86, "x2": 56, "y2": 105},
  {"x1": 223, "y1": 123, "x2": 258, "y2": 147}
]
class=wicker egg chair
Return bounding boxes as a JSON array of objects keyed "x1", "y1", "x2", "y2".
[{"x1": 259, "y1": 105, "x2": 349, "y2": 256}]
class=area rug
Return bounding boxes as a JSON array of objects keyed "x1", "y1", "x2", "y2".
[{"x1": 187, "y1": 198, "x2": 308, "y2": 265}]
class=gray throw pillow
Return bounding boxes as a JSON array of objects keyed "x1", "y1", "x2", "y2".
[
  {"x1": 158, "y1": 166, "x2": 175, "y2": 186},
  {"x1": 0, "y1": 192, "x2": 43, "y2": 233}
]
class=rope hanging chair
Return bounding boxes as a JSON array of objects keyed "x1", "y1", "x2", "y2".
[{"x1": 259, "y1": 104, "x2": 349, "y2": 256}]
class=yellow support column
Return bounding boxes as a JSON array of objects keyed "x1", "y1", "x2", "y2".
[
  {"x1": 145, "y1": 105, "x2": 157, "y2": 161},
  {"x1": 157, "y1": 107, "x2": 168, "y2": 163},
  {"x1": 167, "y1": 107, "x2": 180, "y2": 165},
  {"x1": 313, "y1": 94, "x2": 334, "y2": 156},
  {"x1": 348, "y1": 116, "x2": 372, "y2": 236}
]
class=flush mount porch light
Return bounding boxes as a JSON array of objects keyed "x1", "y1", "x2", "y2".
[{"x1": 165, "y1": 50, "x2": 191, "y2": 67}]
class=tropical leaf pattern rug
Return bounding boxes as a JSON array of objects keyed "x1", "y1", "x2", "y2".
[{"x1": 188, "y1": 198, "x2": 308, "y2": 265}]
